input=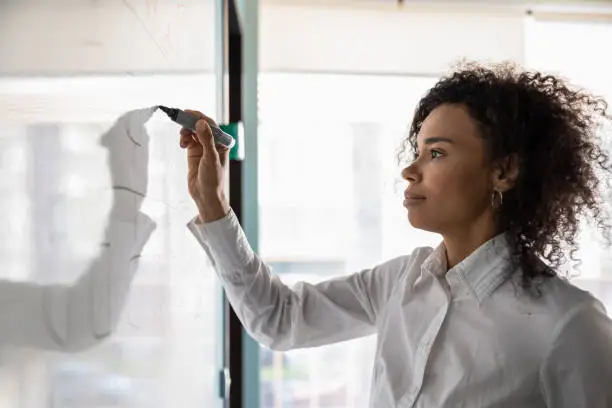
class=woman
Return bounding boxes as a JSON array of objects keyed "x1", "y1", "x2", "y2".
[{"x1": 180, "y1": 62, "x2": 612, "y2": 407}]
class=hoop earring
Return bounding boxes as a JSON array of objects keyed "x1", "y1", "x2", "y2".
[{"x1": 491, "y1": 190, "x2": 503, "y2": 210}]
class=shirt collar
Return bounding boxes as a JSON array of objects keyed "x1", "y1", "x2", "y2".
[{"x1": 422, "y1": 233, "x2": 513, "y2": 303}]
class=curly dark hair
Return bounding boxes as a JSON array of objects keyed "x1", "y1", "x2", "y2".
[{"x1": 399, "y1": 61, "x2": 612, "y2": 289}]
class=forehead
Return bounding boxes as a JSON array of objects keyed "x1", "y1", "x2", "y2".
[{"x1": 417, "y1": 103, "x2": 482, "y2": 147}]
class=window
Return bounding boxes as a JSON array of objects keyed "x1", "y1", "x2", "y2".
[
  {"x1": 257, "y1": 73, "x2": 438, "y2": 407},
  {"x1": 256, "y1": 12, "x2": 612, "y2": 407},
  {"x1": 1, "y1": 0, "x2": 225, "y2": 404},
  {"x1": 525, "y1": 16, "x2": 612, "y2": 307},
  {"x1": 0, "y1": 74, "x2": 222, "y2": 408}
]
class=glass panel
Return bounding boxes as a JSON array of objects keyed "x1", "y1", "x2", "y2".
[
  {"x1": 0, "y1": 0, "x2": 222, "y2": 402},
  {"x1": 0, "y1": 73, "x2": 220, "y2": 408},
  {"x1": 257, "y1": 73, "x2": 437, "y2": 407},
  {"x1": 525, "y1": 18, "x2": 612, "y2": 310}
]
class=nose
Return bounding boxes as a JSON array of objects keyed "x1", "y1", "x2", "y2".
[{"x1": 401, "y1": 162, "x2": 420, "y2": 183}]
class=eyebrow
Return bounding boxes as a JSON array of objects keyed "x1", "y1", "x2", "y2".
[{"x1": 423, "y1": 137, "x2": 454, "y2": 145}]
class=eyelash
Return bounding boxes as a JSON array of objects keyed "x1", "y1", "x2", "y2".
[{"x1": 414, "y1": 149, "x2": 444, "y2": 160}]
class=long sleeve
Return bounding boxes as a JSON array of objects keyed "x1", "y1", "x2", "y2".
[
  {"x1": 188, "y1": 209, "x2": 401, "y2": 351},
  {"x1": 539, "y1": 299, "x2": 612, "y2": 408},
  {"x1": 0, "y1": 211, "x2": 155, "y2": 352}
]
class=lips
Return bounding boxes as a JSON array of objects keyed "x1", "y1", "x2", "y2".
[
  {"x1": 404, "y1": 190, "x2": 426, "y2": 207},
  {"x1": 404, "y1": 190, "x2": 426, "y2": 200}
]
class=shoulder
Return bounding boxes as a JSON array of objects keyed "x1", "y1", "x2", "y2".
[
  {"x1": 538, "y1": 280, "x2": 612, "y2": 394},
  {"x1": 537, "y1": 290, "x2": 612, "y2": 406},
  {"x1": 373, "y1": 246, "x2": 436, "y2": 276},
  {"x1": 507, "y1": 274, "x2": 610, "y2": 346},
  {"x1": 497, "y1": 266, "x2": 601, "y2": 317},
  {"x1": 355, "y1": 247, "x2": 436, "y2": 312},
  {"x1": 491, "y1": 271, "x2": 605, "y2": 344},
  {"x1": 537, "y1": 275, "x2": 604, "y2": 321},
  {"x1": 363, "y1": 246, "x2": 437, "y2": 293},
  {"x1": 543, "y1": 276, "x2": 611, "y2": 339}
]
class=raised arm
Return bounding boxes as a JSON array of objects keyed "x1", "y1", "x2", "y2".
[
  {"x1": 179, "y1": 110, "x2": 405, "y2": 351},
  {"x1": 188, "y1": 209, "x2": 403, "y2": 351}
]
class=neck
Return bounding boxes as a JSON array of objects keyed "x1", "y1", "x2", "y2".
[{"x1": 442, "y1": 218, "x2": 500, "y2": 270}]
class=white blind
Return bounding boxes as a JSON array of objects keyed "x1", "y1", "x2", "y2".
[
  {"x1": 0, "y1": 0, "x2": 216, "y2": 75},
  {"x1": 260, "y1": 3, "x2": 526, "y2": 75},
  {"x1": 0, "y1": 1, "x2": 527, "y2": 76}
]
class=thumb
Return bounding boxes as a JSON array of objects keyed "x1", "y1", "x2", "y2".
[{"x1": 194, "y1": 119, "x2": 219, "y2": 162}]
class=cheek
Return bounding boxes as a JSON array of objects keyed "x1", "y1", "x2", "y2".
[
  {"x1": 427, "y1": 162, "x2": 489, "y2": 207},
  {"x1": 426, "y1": 162, "x2": 466, "y2": 194}
]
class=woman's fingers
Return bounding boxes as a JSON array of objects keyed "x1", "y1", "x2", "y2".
[
  {"x1": 218, "y1": 146, "x2": 230, "y2": 167},
  {"x1": 194, "y1": 119, "x2": 219, "y2": 163},
  {"x1": 179, "y1": 110, "x2": 217, "y2": 150},
  {"x1": 179, "y1": 128, "x2": 195, "y2": 148}
]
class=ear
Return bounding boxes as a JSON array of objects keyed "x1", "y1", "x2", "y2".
[{"x1": 491, "y1": 154, "x2": 520, "y2": 192}]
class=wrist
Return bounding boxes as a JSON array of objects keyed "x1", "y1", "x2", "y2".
[{"x1": 196, "y1": 194, "x2": 230, "y2": 223}]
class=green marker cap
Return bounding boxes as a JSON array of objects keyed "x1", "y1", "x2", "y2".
[{"x1": 219, "y1": 122, "x2": 244, "y2": 161}]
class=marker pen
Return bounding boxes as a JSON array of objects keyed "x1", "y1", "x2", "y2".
[{"x1": 158, "y1": 106, "x2": 236, "y2": 149}]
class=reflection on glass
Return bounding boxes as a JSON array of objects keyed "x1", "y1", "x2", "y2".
[{"x1": 0, "y1": 75, "x2": 219, "y2": 408}]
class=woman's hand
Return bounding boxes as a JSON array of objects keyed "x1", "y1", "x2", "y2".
[{"x1": 179, "y1": 110, "x2": 230, "y2": 223}]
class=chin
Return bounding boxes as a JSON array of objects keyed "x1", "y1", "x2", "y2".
[{"x1": 407, "y1": 210, "x2": 439, "y2": 233}]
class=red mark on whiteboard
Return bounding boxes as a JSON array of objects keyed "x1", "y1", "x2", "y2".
[
  {"x1": 163, "y1": 25, "x2": 174, "y2": 52},
  {"x1": 145, "y1": 0, "x2": 158, "y2": 16}
]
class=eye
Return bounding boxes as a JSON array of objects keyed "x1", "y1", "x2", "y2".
[{"x1": 430, "y1": 149, "x2": 443, "y2": 159}]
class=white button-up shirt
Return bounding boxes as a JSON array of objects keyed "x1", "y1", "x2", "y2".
[{"x1": 188, "y1": 209, "x2": 612, "y2": 408}]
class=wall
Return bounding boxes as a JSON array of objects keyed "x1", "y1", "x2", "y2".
[
  {"x1": 1, "y1": 0, "x2": 526, "y2": 76},
  {"x1": 260, "y1": 2, "x2": 526, "y2": 75},
  {"x1": 0, "y1": 0, "x2": 216, "y2": 75}
]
